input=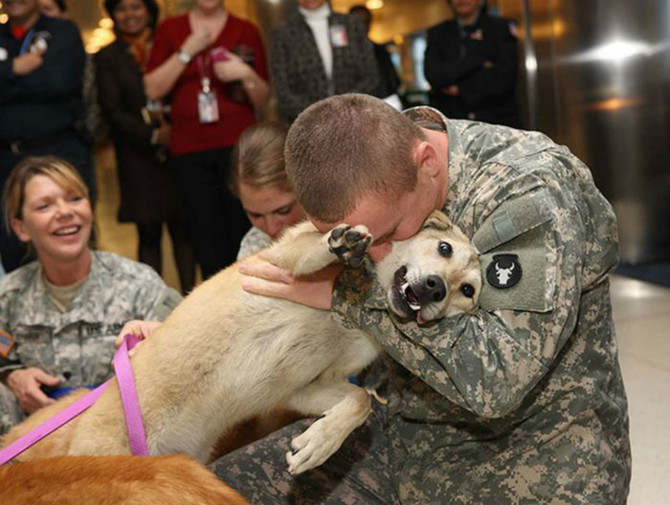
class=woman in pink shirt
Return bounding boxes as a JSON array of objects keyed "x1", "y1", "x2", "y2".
[{"x1": 144, "y1": 0, "x2": 269, "y2": 279}]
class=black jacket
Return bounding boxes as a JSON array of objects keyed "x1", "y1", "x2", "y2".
[
  {"x1": 95, "y1": 39, "x2": 179, "y2": 223},
  {"x1": 270, "y1": 11, "x2": 378, "y2": 123},
  {"x1": 424, "y1": 14, "x2": 521, "y2": 128},
  {"x1": 372, "y1": 42, "x2": 400, "y2": 99},
  {"x1": 0, "y1": 15, "x2": 86, "y2": 141}
]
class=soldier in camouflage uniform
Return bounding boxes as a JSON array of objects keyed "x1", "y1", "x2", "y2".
[
  {"x1": 0, "y1": 156, "x2": 181, "y2": 434},
  {"x1": 211, "y1": 94, "x2": 631, "y2": 504}
]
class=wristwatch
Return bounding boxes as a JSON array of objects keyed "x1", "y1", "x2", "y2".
[{"x1": 177, "y1": 50, "x2": 192, "y2": 64}]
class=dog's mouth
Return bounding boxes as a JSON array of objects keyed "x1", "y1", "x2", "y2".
[{"x1": 390, "y1": 265, "x2": 426, "y2": 324}]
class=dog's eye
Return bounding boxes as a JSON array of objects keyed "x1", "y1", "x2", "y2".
[
  {"x1": 461, "y1": 284, "x2": 475, "y2": 298},
  {"x1": 438, "y1": 241, "x2": 453, "y2": 258}
]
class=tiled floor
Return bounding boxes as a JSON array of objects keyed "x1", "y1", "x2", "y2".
[
  {"x1": 610, "y1": 276, "x2": 670, "y2": 504},
  {"x1": 95, "y1": 151, "x2": 669, "y2": 503}
]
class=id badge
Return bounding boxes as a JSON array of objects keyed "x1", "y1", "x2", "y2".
[
  {"x1": 198, "y1": 78, "x2": 219, "y2": 124},
  {"x1": 330, "y1": 25, "x2": 348, "y2": 48}
]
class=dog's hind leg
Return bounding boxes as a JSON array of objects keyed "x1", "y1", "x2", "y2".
[{"x1": 282, "y1": 380, "x2": 371, "y2": 475}]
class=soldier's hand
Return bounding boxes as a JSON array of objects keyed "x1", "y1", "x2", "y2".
[
  {"x1": 6, "y1": 368, "x2": 58, "y2": 413},
  {"x1": 239, "y1": 255, "x2": 340, "y2": 311},
  {"x1": 115, "y1": 320, "x2": 162, "y2": 356}
]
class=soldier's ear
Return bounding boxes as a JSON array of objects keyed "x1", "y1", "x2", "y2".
[{"x1": 421, "y1": 211, "x2": 454, "y2": 232}]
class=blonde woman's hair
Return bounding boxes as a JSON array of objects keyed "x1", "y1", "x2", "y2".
[
  {"x1": 230, "y1": 122, "x2": 291, "y2": 197},
  {"x1": 3, "y1": 155, "x2": 90, "y2": 233}
]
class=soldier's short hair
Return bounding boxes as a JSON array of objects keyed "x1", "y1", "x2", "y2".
[
  {"x1": 229, "y1": 121, "x2": 291, "y2": 198},
  {"x1": 285, "y1": 93, "x2": 426, "y2": 223},
  {"x1": 3, "y1": 155, "x2": 90, "y2": 232}
]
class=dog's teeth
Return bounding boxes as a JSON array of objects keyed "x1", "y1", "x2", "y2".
[{"x1": 401, "y1": 283, "x2": 421, "y2": 311}]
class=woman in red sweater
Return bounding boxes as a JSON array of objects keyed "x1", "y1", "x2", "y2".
[{"x1": 144, "y1": 0, "x2": 269, "y2": 279}]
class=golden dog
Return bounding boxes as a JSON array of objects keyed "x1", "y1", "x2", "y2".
[
  {"x1": 2, "y1": 211, "x2": 481, "y2": 477},
  {"x1": 1, "y1": 454, "x2": 247, "y2": 505}
]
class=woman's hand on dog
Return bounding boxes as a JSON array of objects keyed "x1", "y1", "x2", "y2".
[
  {"x1": 239, "y1": 255, "x2": 340, "y2": 311},
  {"x1": 6, "y1": 368, "x2": 58, "y2": 413},
  {"x1": 115, "y1": 320, "x2": 163, "y2": 355}
]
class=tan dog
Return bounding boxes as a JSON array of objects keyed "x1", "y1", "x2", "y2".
[{"x1": 2, "y1": 211, "x2": 481, "y2": 476}]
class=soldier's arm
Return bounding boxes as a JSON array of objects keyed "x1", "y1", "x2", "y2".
[
  {"x1": 332, "y1": 178, "x2": 604, "y2": 418},
  {"x1": 130, "y1": 268, "x2": 183, "y2": 322},
  {"x1": 0, "y1": 292, "x2": 24, "y2": 382}
]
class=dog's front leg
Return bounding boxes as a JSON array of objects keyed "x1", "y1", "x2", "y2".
[
  {"x1": 269, "y1": 222, "x2": 372, "y2": 276},
  {"x1": 283, "y1": 380, "x2": 371, "y2": 475}
]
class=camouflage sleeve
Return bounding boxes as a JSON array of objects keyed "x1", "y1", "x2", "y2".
[
  {"x1": 333, "y1": 176, "x2": 611, "y2": 418},
  {"x1": 129, "y1": 268, "x2": 183, "y2": 322},
  {"x1": 0, "y1": 291, "x2": 23, "y2": 381},
  {"x1": 237, "y1": 227, "x2": 273, "y2": 261}
]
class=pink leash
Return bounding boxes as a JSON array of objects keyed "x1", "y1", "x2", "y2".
[{"x1": 0, "y1": 334, "x2": 148, "y2": 465}]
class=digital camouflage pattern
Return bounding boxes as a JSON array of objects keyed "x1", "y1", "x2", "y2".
[
  {"x1": 0, "y1": 251, "x2": 182, "y2": 434},
  {"x1": 214, "y1": 107, "x2": 631, "y2": 504},
  {"x1": 237, "y1": 226, "x2": 273, "y2": 261}
]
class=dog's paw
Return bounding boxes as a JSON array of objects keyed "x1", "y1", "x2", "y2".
[
  {"x1": 285, "y1": 415, "x2": 346, "y2": 475},
  {"x1": 327, "y1": 225, "x2": 372, "y2": 268}
]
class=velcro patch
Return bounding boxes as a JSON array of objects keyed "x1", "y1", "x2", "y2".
[{"x1": 0, "y1": 329, "x2": 15, "y2": 358}]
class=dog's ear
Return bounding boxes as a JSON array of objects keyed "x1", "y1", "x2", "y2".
[{"x1": 421, "y1": 210, "x2": 454, "y2": 232}]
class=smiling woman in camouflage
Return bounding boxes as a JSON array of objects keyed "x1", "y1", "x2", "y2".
[{"x1": 0, "y1": 156, "x2": 181, "y2": 435}]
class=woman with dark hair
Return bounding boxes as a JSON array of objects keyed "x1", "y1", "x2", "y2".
[{"x1": 95, "y1": 0, "x2": 196, "y2": 294}]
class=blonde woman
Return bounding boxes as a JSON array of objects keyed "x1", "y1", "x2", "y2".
[
  {"x1": 0, "y1": 156, "x2": 181, "y2": 434},
  {"x1": 230, "y1": 122, "x2": 306, "y2": 260}
]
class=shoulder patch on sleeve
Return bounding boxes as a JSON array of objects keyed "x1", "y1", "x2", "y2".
[
  {"x1": 473, "y1": 188, "x2": 556, "y2": 313},
  {"x1": 486, "y1": 253, "x2": 522, "y2": 289},
  {"x1": 0, "y1": 329, "x2": 15, "y2": 358}
]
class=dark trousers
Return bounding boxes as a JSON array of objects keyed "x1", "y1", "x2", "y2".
[
  {"x1": 210, "y1": 405, "x2": 398, "y2": 504},
  {"x1": 171, "y1": 148, "x2": 250, "y2": 280},
  {"x1": 136, "y1": 215, "x2": 196, "y2": 295},
  {"x1": 0, "y1": 134, "x2": 94, "y2": 272}
]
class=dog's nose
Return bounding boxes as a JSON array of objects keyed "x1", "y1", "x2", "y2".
[{"x1": 420, "y1": 275, "x2": 446, "y2": 303}]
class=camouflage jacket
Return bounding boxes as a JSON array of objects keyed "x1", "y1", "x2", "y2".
[
  {"x1": 237, "y1": 226, "x2": 273, "y2": 261},
  {"x1": 0, "y1": 251, "x2": 182, "y2": 388},
  {"x1": 332, "y1": 108, "x2": 630, "y2": 502}
]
